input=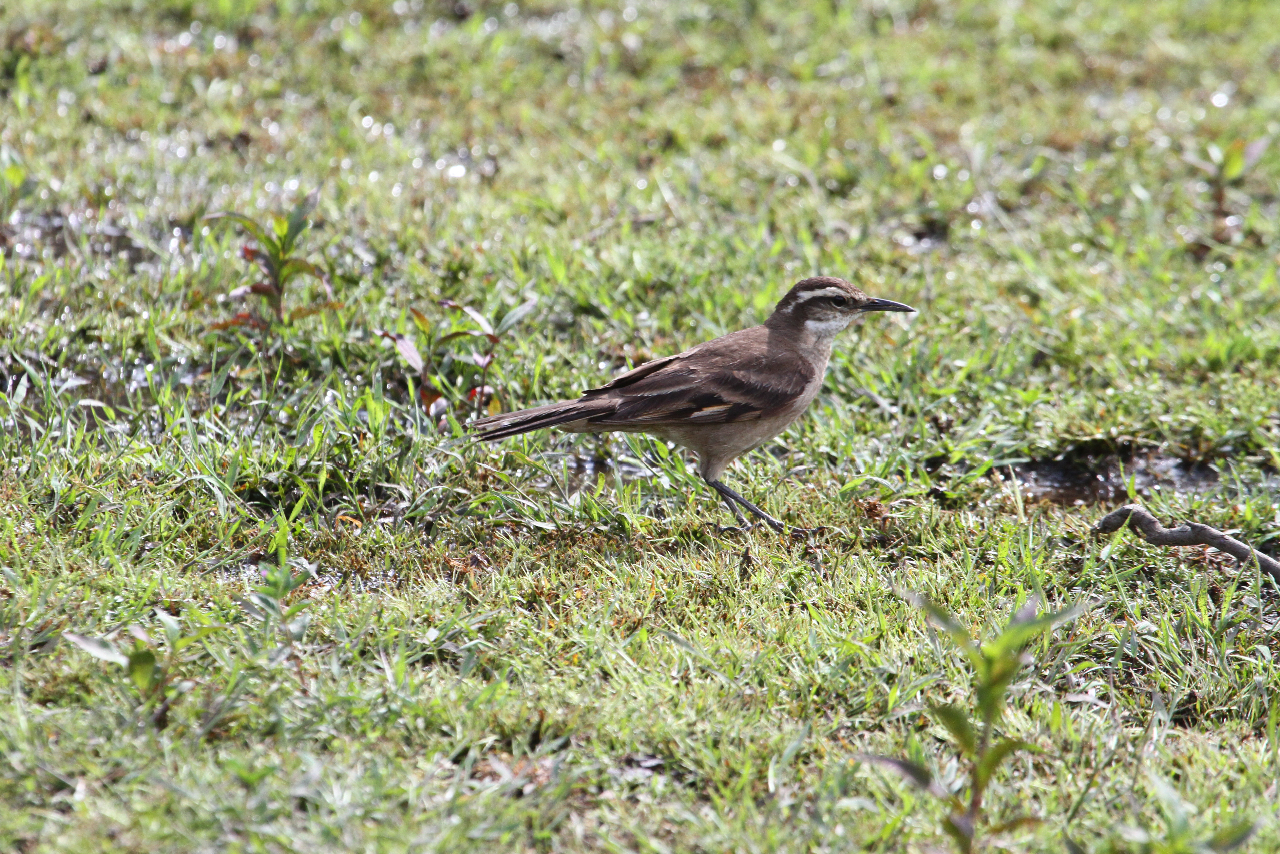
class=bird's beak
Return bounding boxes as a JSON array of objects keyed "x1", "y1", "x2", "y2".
[{"x1": 861, "y1": 297, "x2": 916, "y2": 313}]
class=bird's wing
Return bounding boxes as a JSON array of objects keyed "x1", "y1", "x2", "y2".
[
  {"x1": 584, "y1": 327, "x2": 816, "y2": 426},
  {"x1": 584, "y1": 352, "x2": 685, "y2": 393}
]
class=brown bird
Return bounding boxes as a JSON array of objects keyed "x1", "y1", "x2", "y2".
[{"x1": 471, "y1": 277, "x2": 915, "y2": 531}]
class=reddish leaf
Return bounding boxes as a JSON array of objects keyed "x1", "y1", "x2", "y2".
[
  {"x1": 409, "y1": 307, "x2": 432, "y2": 336},
  {"x1": 397, "y1": 336, "x2": 426, "y2": 372},
  {"x1": 375, "y1": 329, "x2": 425, "y2": 372},
  {"x1": 438, "y1": 329, "x2": 483, "y2": 344},
  {"x1": 468, "y1": 385, "x2": 496, "y2": 401},
  {"x1": 288, "y1": 301, "x2": 343, "y2": 322},
  {"x1": 856, "y1": 754, "x2": 938, "y2": 794},
  {"x1": 209, "y1": 312, "x2": 268, "y2": 331},
  {"x1": 1244, "y1": 137, "x2": 1270, "y2": 170},
  {"x1": 250, "y1": 282, "x2": 279, "y2": 297},
  {"x1": 988, "y1": 815, "x2": 1043, "y2": 834}
]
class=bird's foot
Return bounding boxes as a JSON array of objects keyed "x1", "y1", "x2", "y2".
[{"x1": 787, "y1": 525, "x2": 827, "y2": 539}]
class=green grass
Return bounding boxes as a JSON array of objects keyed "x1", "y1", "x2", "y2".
[{"x1": 2, "y1": 0, "x2": 1280, "y2": 850}]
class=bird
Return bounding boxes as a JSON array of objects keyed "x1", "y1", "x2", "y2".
[{"x1": 470, "y1": 277, "x2": 915, "y2": 531}]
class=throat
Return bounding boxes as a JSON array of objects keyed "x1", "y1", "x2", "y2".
[{"x1": 801, "y1": 317, "x2": 849, "y2": 343}]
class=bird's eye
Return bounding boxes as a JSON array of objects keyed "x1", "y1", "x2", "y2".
[{"x1": 830, "y1": 296, "x2": 848, "y2": 308}]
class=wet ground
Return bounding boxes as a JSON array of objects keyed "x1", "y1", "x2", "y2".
[{"x1": 1012, "y1": 452, "x2": 1226, "y2": 505}]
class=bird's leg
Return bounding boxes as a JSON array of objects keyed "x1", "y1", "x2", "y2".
[
  {"x1": 708, "y1": 479, "x2": 751, "y2": 530},
  {"x1": 706, "y1": 478, "x2": 785, "y2": 532}
]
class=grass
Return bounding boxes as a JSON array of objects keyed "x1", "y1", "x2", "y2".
[{"x1": 2, "y1": 0, "x2": 1280, "y2": 850}]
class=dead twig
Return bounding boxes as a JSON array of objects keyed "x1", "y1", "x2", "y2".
[{"x1": 1092, "y1": 504, "x2": 1280, "y2": 585}]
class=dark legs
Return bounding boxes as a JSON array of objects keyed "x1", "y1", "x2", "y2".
[{"x1": 705, "y1": 477, "x2": 785, "y2": 532}]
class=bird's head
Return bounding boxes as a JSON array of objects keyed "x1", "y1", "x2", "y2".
[{"x1": 766, "y1": 276, "x2": 915, "y2": 338}]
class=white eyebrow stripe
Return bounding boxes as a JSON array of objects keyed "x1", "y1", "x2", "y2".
[{"x1": 793, "y1": 287, "x2": 849, "y2": 302}]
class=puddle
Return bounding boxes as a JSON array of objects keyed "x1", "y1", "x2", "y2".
[{"x1": 1013, "y1": 453, "x2": 1223, "y2": 505}]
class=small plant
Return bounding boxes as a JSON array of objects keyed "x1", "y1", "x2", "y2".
[
  {"x1": 440, "y1": 296, "x2": 539, "y2": 418},
  {"x1": 205, "y1": 189, "x2": 333, "y2": 326},
  {"x1": 0, "y1": 145, "x2": 36, "y2": 226},
  {"x1": 64, "y1": 608, "x2": 223, "y2": 729},
  {"x1": 1184, "y1": 137, "x2": 1270, "y2": 218},
  {"x1": 862, "y1": 596, "x2": 1080, "y2": 854},
  {"x1": 234, "y1": 555, "x2": 318, "y2": 657},
  {"x1": 379, "y1": 294, "x2": 538, "y2": 422},
  {"x1": 224, "y1": 515, "x2": 318, "y2": 659}
]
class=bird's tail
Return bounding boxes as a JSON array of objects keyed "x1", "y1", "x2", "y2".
[{"x1": 469, "y1": 398, "x2": 614, "y2": 441}]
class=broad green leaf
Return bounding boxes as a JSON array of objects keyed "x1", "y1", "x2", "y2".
[
  {"x1": 63, "y1": 632, "x2": 128, "y2": 666},
  {"x1": 283, "y1": 188, "x2": 319, "y2": 251},
  {"x1": 778, "y1": 722, "x2": 810, "y2": 769},
  {"x1": 155, "y1": 609, "x2": 181, "y2": 649},
  {"x1": 128, "y1": 648, "x2": 159, "y2": 694},
  {"x1": 173, "y1": 626, "x2": 224, "y2": 651},
  {"x1": 943, "y1": 813, "x2": 974, "y2": 853},
  {"x1": 930, "y1": 703, "x2": 976, "y2": 756},
  {"x1": 278, "y1": 258, "x2": 324, "y2": 288},
  {"x1": 495, "y1": 295, "x2": 539, "y2": 336},
  {"x1": 1221, "y1": 139, "x2": 1246, "y2": 182},
  {"x1": 282, "y1": 600, "x2": 312, "y2": 622},
  {"x1": 409, "y1": 307, "x2": 432, "y2": 337},
  {"x1": 2, "y1": 163, "x2": 26, "y2": 188},
  {"x1": 204, "y1": 211, "x2": 271, "y2": 249},
  {"x1": 982, "y1": 605, "x2": 1080, "y2": 662},
  {"x1": 1204, "y1": 818, "x2": 1257, "y2": 852},
  {"x1": 974, "y1": 738, "x2": 1035, "y2": 790},
  {"x1": 976, "y1": 653, "x2": 1028, "y2": 722}
]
